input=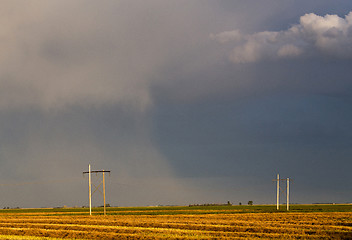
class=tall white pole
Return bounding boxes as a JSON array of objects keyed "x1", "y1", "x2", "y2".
[
  {"x1": 103, "y1": 170, "x2": 106, "y2": 216},
  {"x1": 89, "y1": 164, "x2": 92, "y2": 216},
  {"x1": 277, "y1": 174, "x2": 280, "y2": 210},
  {"x1": 287, "y1": 178, "x2": 290, "y2": 211}
]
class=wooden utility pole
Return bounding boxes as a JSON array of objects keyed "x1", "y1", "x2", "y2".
[
  {"x1": 83, "y1": 166, "x2": 110, "y2": 216},
  {"x1": 103, "y1": 170, "x2": 106, "y2": 216},
  {"x1": 89, "y1": 164, "x2": 92, "y2": 215},
  {"x1": 277, "y1": 174, "x2": 280, "y2": 210},
  {"x1": 287, "y1": 178, "x2": 290, "y2": 211},
  {"x1": 273, "y1": 174, "x2": 291, "y2": 211}
]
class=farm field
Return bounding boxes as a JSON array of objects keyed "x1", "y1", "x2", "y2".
[{"x1": 0, "y1": 205, "x2": 351, "y2": 239}]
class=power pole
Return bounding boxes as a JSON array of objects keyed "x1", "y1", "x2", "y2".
[
  {"x1": 287, "y1": 178, "x2": 290, "y2": 211},
  {"x1": 83, "y1": 165, "x2": 110, "y2": 216},
  {"x1": 89, "y1": 164, "x2": 92, "y2": 215},
  {"x1": 277, "y1": 173, "x2": 280, "y2": 210},
  {"x1": 103, "y1": 170, "x2": 106, "y2": 216},
  {"x1": 273, "y1": 174, "x2": 291, "y2": 211}
]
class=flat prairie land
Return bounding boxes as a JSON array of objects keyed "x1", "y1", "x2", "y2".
[{"x1": 0, "y1": 205, "x2": 351, "y2": 239}]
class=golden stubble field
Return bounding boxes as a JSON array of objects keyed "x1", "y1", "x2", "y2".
[{"x1": 0, "y1": 208, "x2": 351, "y2": 239}]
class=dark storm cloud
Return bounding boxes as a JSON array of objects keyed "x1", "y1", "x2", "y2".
[
  {"x1": 150, "y1": 2, "x2": 352, "y2": 204},
  {"x1": 0, "y1": 1, "x2": 352, "y2": 207},
  {"x1": 0, "y1": 0, "x2": 219, "y2": 207}
]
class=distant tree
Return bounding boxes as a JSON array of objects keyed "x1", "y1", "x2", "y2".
[
  {"x1": 239, "y1": 202, "x2": 242, "y2": 206},
  {"x1": 248, "y1": 201, "x2": 253, "y2": 206},
  {"x1": 227, "y1": 201, "x2": 231, "y2": 206}
]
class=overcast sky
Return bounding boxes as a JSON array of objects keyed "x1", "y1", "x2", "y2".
[{"x1": 0, "y1": 0, "x2": 351, "y2": 208}]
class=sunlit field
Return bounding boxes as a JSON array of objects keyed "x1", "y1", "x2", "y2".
[{"x1": 0, "y1": 205, "x2": 351, "y2": 239}]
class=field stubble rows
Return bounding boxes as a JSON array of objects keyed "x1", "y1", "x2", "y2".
[{"x1": 0, "y1": 207, "x2": 351, "y2": 239}]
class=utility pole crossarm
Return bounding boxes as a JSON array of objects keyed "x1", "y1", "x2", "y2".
[{"x1": 83, "y1": 170, "x2": 110, "y2": 174}]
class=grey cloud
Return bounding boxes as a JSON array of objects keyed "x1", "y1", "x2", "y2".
[
  {"x1": 0, "y1": 0, "x2": 221, "y2": 207},
  {"x1": 213, "y1": 11, "x2": 352, "y2": 63},
  {"x1": 1, "y1": 1, "x2": 352, "y2": 208},
  {"x1": 210, "y1": 30, "x2": 243, "y2": 43},
  {"x1": 0, "y1": 2, "x2": 213, "y2": 206},
  {"x1": 0, "y1": 1, "x2": 216, "y2": 112},
  {"x1": 0, "y1": 107, "x2": 196, "y2": 207}
]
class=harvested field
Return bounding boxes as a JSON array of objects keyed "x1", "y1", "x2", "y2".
[{"x1": 0, "y1": 205, "x2": 351, "y2": 239}]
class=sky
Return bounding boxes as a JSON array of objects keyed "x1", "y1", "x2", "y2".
[{"x1": 0, "y1": 0, "x2": 351, "y2": 208}]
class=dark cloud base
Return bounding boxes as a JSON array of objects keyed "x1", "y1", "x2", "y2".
[
  {"x1": 152, "y1": 92, "x2": 352, "y2": 203},
  {"x1": 1, "y1": 1, "x2": 352, "y2": 207}
]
